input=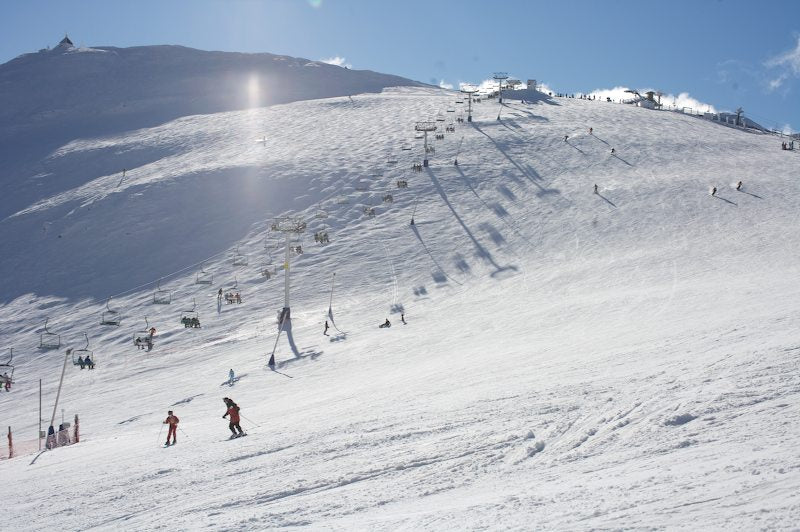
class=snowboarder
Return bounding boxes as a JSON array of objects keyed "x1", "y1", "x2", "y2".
[
  {"x1": 324, "y1": 320, "x2": 329, "y2": 336},
  {"x1": 401, "y1": 314, "x2": 407, "y2": 325},
  {"x1": 594, "y1": 184, "x2": 598, "y2": 194},
  {"x1": 228, "y1": 368, "x2": 235, "y2": 386},
  {"x1": 710, "y1": 186, "x2": 717, "y2": 196},
  {"x1": 163, "y1": 410, "x2": 179, "y2": 446},
  {"x1": 736, "y1": 180, "x2": 743, "y2": 191},
  {"x1": 223, "y1": 398, "x2": 244, "y2": 438}
]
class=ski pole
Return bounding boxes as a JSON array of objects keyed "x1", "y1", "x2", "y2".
[
  {"x1": 178, "y1": 426, "x2": 190, "y2": 439},
  {"x1": 157, "y1": 424, "x2": 164, "y2": 445},
  {"x1": 239, "y1": 413, "x2": 261, "y2": 428}
]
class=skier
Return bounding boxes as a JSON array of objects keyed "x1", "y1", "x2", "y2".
[
  {"x1": 223, "y1": 398, "x2": 244, "y2": 438},
  {"x1": 611, "y1": 148, "x2": 615, "y2": 155},
  {"x1": 736, "y1": 180, "x2": 743, "y2": 191},
  {"x1": 228, "y1": 368, "x2": 235, "y2": 386},
  {"x1": 163, "y1": 410, "x2": 179, "y2": 446},
  {"x1": 564, "y1": 135, "x2": 569, "y2": 142},
  {"x1": 710, "y1": 186, "x2": 717, "y2": 196},
  {"x1": 380, "y1": 318, "x2": 391, "y2": 329},
  {"x1": 324, "y1": 320, "x2": 329, "y2": 336},
  {"x1": 594, "y1": 184, "x2": 598, "y2": 194},
  {"x1": 217, "y1": 288, "x2": 223, "y2": 304},
  {"x1": 401, "y1": 313, "x2": 407, "y2": 325},
  {"x1": 589, "y1": 127, "x2": 593, "y2": 135}
]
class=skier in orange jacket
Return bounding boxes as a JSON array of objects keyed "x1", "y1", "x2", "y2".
[{"x1": 163, "y1": 411, "x2": 179, "y2": 446}]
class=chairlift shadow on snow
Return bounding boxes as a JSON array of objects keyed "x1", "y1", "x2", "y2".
[
  {"x1": 591, "y1": 134, "x2": 610, "y2": 146},
  {"x1": 471, "y1": 123, "x2": 561, "y2": 197},
  {"x1": 329, "y1": 332, "x2": 347, "y2": 343},
  {"x1": 425, "y1": 167, "x2": 518, "y2": 279},
  {"x1": 410, "y1": 222, "x2": 460, "y2": 286},
  {"x1": 565, "y1": 140, "x2": 586, "y2": 155},
  {"x1": 276, "y1": 318, "x2": 323, "y2": 368},
  {"x1": 390, "y1": 303, "x2": 405, "y2": 314}
]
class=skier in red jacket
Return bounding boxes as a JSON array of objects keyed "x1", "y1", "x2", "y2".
[
  {"x1": 223, "y1": 398, "x2": 244, "y2": 438},
  {"x1": 163, "y1": 411, "x2": 179, "y2": 446}
]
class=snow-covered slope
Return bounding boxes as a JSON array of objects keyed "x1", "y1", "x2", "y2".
[{"x1": 1, "y1": 74, "x2": 799, "y2": 529}]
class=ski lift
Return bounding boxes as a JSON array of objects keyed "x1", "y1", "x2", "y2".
[
  {"x1": 100, "y1": 297, "x2": 121, "y2": 326},
  {"x1": 195, "y1": 263, "x2": 213, "y2": 285},
  {"x1": 71, "y1": 333, "x2": 95, "y2": 367},
  {"x1": 232, "y1": 247, "x2": 249, "y2": 266},
  {"x1": 153, "y1": 278, "x2": 172, "y2": 305},
  {"x1": 456, "y1": 99, "x2": 464, "y2": 104},
  {"x1": 336, "y1": 195, "x2": 351, "y2": 204},
  {"x1": 363, "y1": 206, "x2": 376, "y2": 217},
  {"x1": 447, "y1": 107, "x2": 455, "y2": 113},
  {"x1": 261, "y1": 264, "x2": 276, "y2": 279},
  {"x1": 414, "y1": 132, "x2": 424, "y2": 139},
  {"x1": 397, "y1": 180, "x2": 408, "y2": 189},
  {"x1": 227, "y1": 276, "x2": 243, "y2": 303},
  {"x1": 387, "y1": 154, "x2": 398, "y2": 164},
  {"x1": 39, "y1": 318, "x2": 61, "y2": 350},
  {"x1": 180, "y1": 299, "x2": 200, "y2": 328},
  {"x1": 313, "y1": 230, "x2": 330, "y2": 245},
  {"x1": 383, "y1": 194, "x2": 394, "y2": 204},
  {"x1": 401, "y1": 143, "x2": 412, "y2": 151},
  {"x1": 0, "y1": 349, "x2": 14, "y2": 389},
  {"x1": 132, "y1": 317, "x2": 154, "y2": 345},
  {"x1": 436, "y1": 112, "x2": 446, "y2": 122}
]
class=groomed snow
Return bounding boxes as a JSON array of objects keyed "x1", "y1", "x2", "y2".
[{"x1": 1, "y1": 84, "x2": 799, "y2": 530}]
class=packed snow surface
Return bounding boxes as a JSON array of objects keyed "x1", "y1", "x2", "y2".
[{"x1": 1, "y1": 78, "x2": 800, "y2": 529}]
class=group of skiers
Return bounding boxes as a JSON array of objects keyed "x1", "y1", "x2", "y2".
[
  {"x1": 134, "y1": 326, "x2": 156, "y2": 351},
  {"x1": 781, "y1": 141, "x2": 794, "y2": 150},
  {"x1": 76, "y1": 355, "x2": 95, "y2": 370},
  {"x1": 710, "y1": 181, "x2": 744, "y2": 196},
  {"x1": 161, "y1": 396, "x2": 244, "y2": 446}
]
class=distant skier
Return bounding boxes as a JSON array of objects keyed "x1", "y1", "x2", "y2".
[
  {"x1": 564, "y1": 135, "x2": 569, "y2": 142},
  {"x1": 217, "y1": 288, "x2": 223, "y2": 303},
  {"x1": 611, "y1": 148, "x2": 615, "y2": 155},
  {"x1": 736, "y1": 180, "x2": 743, "y2": 191},
  {"x1": 710, "y1": 186, "x2": 717, "y2": 196},
  {"x1": 324, "y1": 320, "x2": 329, "y2": 336},
  {"x1": 163, "y1": 410, "x2": 179, "y2": 446},
  {"x1": 223, "y1": 398, "x2": 244, "y2": 438},
  {"x1": 228, "y1": 368, "x2": 235, "y2": 386},
  {"x1": 589, "y1": 127, "x2": 593, "y2": 135},
  {"x1": 594, "y1": 184, "x2": 598, "y2": 194},
  {"x1": 401, "y1": 313, "x2": 407, "y2": 325},
  {"x1": 379, "y1": 318, "x2": 391, "y2": 329}
]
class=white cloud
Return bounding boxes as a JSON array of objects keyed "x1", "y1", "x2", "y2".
[
  {"x1": 438, "y1": 80, "x2": 454, "y2": 90},
  {"x1": 764, "y1": 36, "x2": 800, "y2": 91},
  {"x1": 586, "y1": 86, "x2": 717, "y2": 113},
  {"x1": 781, "y1": 123, "x2": 796, "y2": 135},
  {"x1": 320, "y1": 56, "x2": 352, "y2": 69}
]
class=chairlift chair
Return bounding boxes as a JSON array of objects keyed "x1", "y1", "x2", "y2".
[
  {"x1": 336, "y1": 195, "x2": 351, "y2": 204},
  {"x1": 401, "y1": 143, "x2": 412, "y2": 151},
  {"x1": 315, "y1": 207, "x2": 329, "y2": 219},
  {"x1": 153, "y1": 278, "x2": 172, "y2": 305},
  {"x1": 0, "y1": 348, "x2": 15, "y2": 388},
  {"x1": 355, "y1": 181, "x2": 370, "y2": 192},
  {"x1": 180, "y1": 299, "x2": 200, "y2": 328},
  {"x1": 387, "y1": 154, "x2": 398, "y2": 164},
  {"x1": 39, "y1": 318, "x2": 61, "y2": 350},
  {"x1": 397, "y1": 180, "x2": 408, "y2": 189},
  {"x1": 383, "y1": 194, "x2": 394, "y2": 204},
  {"x1": 232, "y1": 247, "x2": 249, "y2": 266},
  {"x1": 100, "y1": 297, "x2": 122, "y2": 326},
  {"x1": 71, "y1": 333, "x2": 95, "y2": 367},
  {"x1": 195, "y1": 263, "x2": 213, "y2": 285},
  {"x1": 132, "y1": 317, "x2": 155, "y2": 346},
  {"x1": 447, "y1": 107, "x2": 455, "y2": 113}
]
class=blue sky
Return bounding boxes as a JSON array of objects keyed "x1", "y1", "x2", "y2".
[{"x1": 2, "y1": 0, "x2": 799, "y2": 131}]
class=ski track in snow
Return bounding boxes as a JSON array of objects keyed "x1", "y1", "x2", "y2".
[{"x1": 2, "y1": 86, "x2": 800, "y2": 530}]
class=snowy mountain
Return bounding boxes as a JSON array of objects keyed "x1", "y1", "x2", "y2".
[{"x1": 1, "y1": 42, "x2": 800, "y2": 530}]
